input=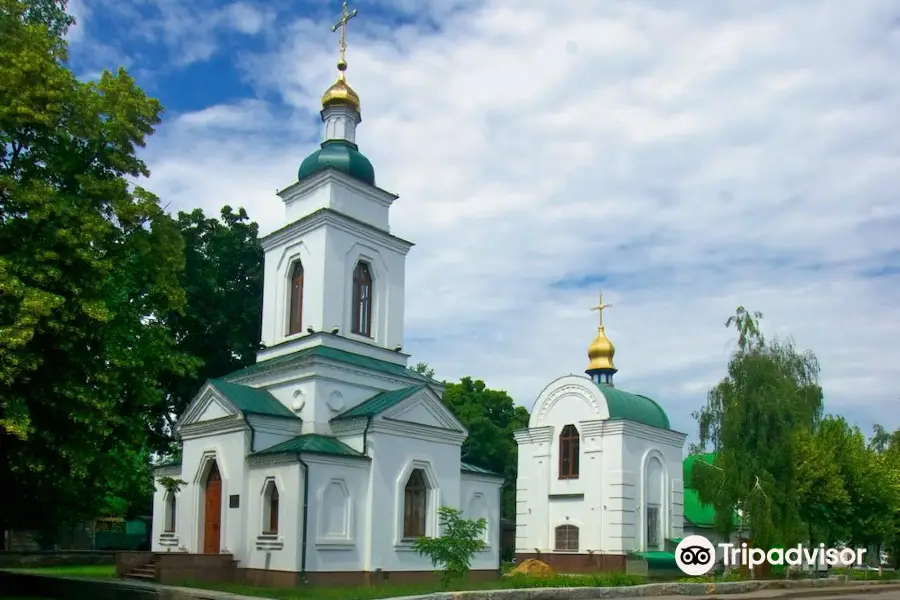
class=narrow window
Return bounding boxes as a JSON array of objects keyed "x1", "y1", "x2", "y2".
[
  {"x1": 164, "y1": 492, "x2": 176, "y2": 533},
  {"x1": 554, "y1": 524, "x2": 579, "y2": 552},
  {"x1": 263, "y1": 481, "x2": 279, "y2": 535},
  {"x1": 351, "y1": 261, "x2": 373, "y2": 336},
  {"x1": 558, "y1": 424, "x2": 580, "y2": 479},
  {"x1": 647, "y1": 506, "x2": 660, "y2": 548},
  {"x1": 403, "y1": 469, "x2": 427, "y2": 539},
  {"x1": 288, "y1": 262, "x2": 304, "y2": 335}
]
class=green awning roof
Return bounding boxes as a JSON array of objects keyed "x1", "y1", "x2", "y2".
[{"x1": 630, "y1": 551, "x2": 679, "y2": 569}]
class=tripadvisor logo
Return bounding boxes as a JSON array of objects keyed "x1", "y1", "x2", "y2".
[{"x1": 675, "y1": 535, "x2": 867, "y2": 576}]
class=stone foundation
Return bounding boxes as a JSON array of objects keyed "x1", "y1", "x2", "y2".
[
  {"x1": 515, "y1": 551, "x2": 628, "y2": 573},
  {"x1": 238, "y1": 567, "x2": 500, "y2": 587}
]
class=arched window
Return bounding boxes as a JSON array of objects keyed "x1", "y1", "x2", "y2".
[
  {"x1": 351, "y1": 261, "x2": 373, "y2": 337},
  {"x1": 555, "y1": 524, "x2": 579, "y2": 552},
  {"x1": 558, "y1": 424, "x2": 580, "y2": 479},
  {"x1": 263, "y1": 480, "x2": 279, "y2": 534},
  {"x1": 288, "y1": 262, "x2": 304, "y2": 335},
  {"x1": 403, "y1": 469, "x2": 427, "y2": 539},
  {"x1": 164, "y1": 492, "x2": 176, "y2": 533}
]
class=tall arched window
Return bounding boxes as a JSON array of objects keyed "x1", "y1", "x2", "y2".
[
  {"x1": 351, "y1": 261, "x2": 373, "y2": 337},
  {"x1": 403, "y1": 469, "x2": 427, "y2": 539},
  {"x1": 288, "y1": 262, "x2": 304, "y2": 335},
  {"x1": 555, "y1": 524, "x2": 579, "y2": 552},
  {"x1": 263, "y1": 480, "x2": 279, "y2": 535},
  {"x1": 164, "y1": 492, "x2": 176, "y2": 533},
  {"x1": 559, "y1": 424, "x2": 580, "y2": 479}
]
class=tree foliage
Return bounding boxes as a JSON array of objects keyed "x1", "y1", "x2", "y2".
[
  {"x1": 152, "y1": 206, "x2": 263, "y2": 455},
  {"x1": 0, "y1": 0, "x2": 191, "y2": 539},
  {"x1": 692, "y1": 306, "x2": 823, "y2": 547},
  {"x1": 414, "y1": 506, "x2": 487, "y2": 586}
]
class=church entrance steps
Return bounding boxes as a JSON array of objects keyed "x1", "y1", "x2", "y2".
[{"x1": 123, "y1": 557, "x2": 156, "y2": 581}]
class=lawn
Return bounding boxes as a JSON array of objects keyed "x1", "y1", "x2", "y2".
[
  {"x1": 11, "y1": 565, "x2": 117, "y2": 579},
  {"x1": 176, "y1": 572, "x2": 644, "y2": 600}
]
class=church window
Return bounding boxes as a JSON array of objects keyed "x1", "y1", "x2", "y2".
[
  {"x1": 263, "y1": 480, "x2": 279, "y2": 535},
  {"x1": 403, "y1": 469, "x2": 427, "y2": 539},
  {"x1": 351, "y1": 261, "x2": 373, "y2": 337},
  {"x1": 164, "y1": 492, "x2": 176, "y2": 533},
  {"x1": 288, "y1": 262, "x2": 304, "y2": 335},
  {"x1": 554, "y1": 524, "x2": 579, "y2": 552},
  {"x1": 558, "y1": 424, "x2": 580, "y2": 479},
  {"x1": 647, "y1": 505, "x2": 660, "y2": 549}
]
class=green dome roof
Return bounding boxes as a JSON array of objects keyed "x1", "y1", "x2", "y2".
[
  {"x1": 596, "y1": 383, "x2": 670, "y2": 430},
  {"x1": 298, "y1": 139, "x2": 375, "y2": 185}
]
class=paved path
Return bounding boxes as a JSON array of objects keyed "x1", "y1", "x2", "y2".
[{"x1": 645, "y1": 584, "x2": 900, "y2": 600}]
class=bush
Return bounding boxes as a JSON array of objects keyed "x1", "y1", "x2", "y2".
[{"x1": 414, "y1": 507, "x2": 487, "y2": 586}]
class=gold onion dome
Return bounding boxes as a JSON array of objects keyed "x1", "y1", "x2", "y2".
[
  {"x1": 587, "y1": 326, "x2": 617, "y2": 372},
  {"x1": 321, "y1": 72, "x2": 360, "y2": 112}
]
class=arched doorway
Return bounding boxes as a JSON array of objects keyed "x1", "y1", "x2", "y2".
[{"x1": 203, "y1": 461, "x2": 222, "y2": 553}]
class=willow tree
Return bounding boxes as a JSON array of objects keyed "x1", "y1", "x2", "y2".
[{"x1": 691, "y1": 307, "x2": 823, "y2": 548}]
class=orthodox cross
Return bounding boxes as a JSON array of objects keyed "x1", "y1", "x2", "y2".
[
  {"x1": 591, "y1": 291, "x2": 611, "y2": 327},
  {"x1": 332, "y1": 1, "x2": 358, "y2": 72}
]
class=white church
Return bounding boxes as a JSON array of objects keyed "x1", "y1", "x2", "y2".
[
  {"x1": 513, "y1": 297, "x2": 687, "y2": 572},
  {"x1": 147, "y1": 5, "x2": 502, "y2": 586}
]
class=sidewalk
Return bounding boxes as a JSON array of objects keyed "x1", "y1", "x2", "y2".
[{"x1": 645, "y1": 583, "x2": 900, "y2": 600}]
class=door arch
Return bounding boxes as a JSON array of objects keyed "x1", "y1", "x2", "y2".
[{"x1": 203, "y1": 461, "x2": 222, "y2": 553}]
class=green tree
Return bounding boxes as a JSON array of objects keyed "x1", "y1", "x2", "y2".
[
  {"x1": 692, "y1": 307, "x2": 823, "y2": 548},
  {"x1": 0, "y1": 0, "x2": 191, "y2": 541},
  {"x1": 794, "y1": 417, "x2": 851, "y2": 545},
  {"x1": 414, "y1": 506, "x2": 487, "y2": 586},
  {"x1": 152, "y1": 206, "x2": 263, "y2": 455}
]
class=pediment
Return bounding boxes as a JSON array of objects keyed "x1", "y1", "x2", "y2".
[
  {"x1": 178, "y1": 383, "x2": 238, "y2": 429},
  {"x1": 380, "y1": 387, "x2": 465, "y2": 433}
]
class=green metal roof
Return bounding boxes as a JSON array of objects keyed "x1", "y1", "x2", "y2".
[
  {"x1": 209, "y1": 379, "x2": 297, "y2": 419},
  {"x1": 683, "y1": 453, "x2": 741, "y2": 528},
  {"x1": 332, "y1": 385, "x2": 425, "y2": 421},
  {"x1": 298, "y1": 139, "x2": 375, "y2": 185},
  {"x1": 224, "y1": 345, "x2": 432, "y2": 384},
  {"x1": 596, "y1": 383, "x2": 670, "y2": 430},
  {"x1": 629, "y1": 550, "x2": 678, "y2": 569},
  {"x1": 255, "y1": 434, "x2": 364, "y2": 458},
  {"x1": 461, "y1": 462, "x2": 503, "y2": 477}
]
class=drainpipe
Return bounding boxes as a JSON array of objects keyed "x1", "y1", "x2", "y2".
[
  {"x1": 362, "y1": 416, "x2": 372, "y2": 455},
  {"x1": 298, "y1": 455, "x2": 310, "y2": 577}
]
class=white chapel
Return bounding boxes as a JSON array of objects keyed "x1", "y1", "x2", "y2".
[
  {"x1": 513, "y1": 295, "x2": 687, "y2": 571},
  {"x1": 150, "y1": 4, "x2": 502, "y2": 585}
]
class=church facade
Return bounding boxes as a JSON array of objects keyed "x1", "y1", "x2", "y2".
[
  {"x1": 513, "y1": 296, "x2": 687, "y2": 572},
  {"x1": 149, "y1": 9, "x2": 502, "y2": 585}
]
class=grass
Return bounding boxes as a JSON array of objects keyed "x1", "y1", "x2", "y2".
[
  {"x1": 9, "y1": 565, "x2": 116, "y2": 579},
  {"x1": 176, "y1": 572, "x2": 645, "y2": 600}
]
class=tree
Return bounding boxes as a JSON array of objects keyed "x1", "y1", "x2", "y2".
[
  {"x1": 414, "y1": 506, "x2": 487, "y2": 586},
  {"x1": 152, "y1": 206, "x2": 263, "y2": 455},
  {"x1": 692, "y1": 307, "x2": 823, "y2": 548},
  {"x1": 0, "y1": 0, "x2": 191, "y2": 541}
]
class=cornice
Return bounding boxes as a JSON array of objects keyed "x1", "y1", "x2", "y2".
[
  {"x1": 513, "y1": 426, "x2": 553, "y2": 444},
  {"x1": 262, "y1": 208, "x2": 412, "y2": 255},
  {"x1": 248, "y1": 453, "x2": 301, "y2": 468},
  {"x1": 602, "y1": 420, "x2": 686, "y2": 446},
  {"x1": 179, "y1": 416, "x2": 248, "y2": 440},
  {"x1": 370, "y1": 420, "x2": 466, "y2": 446},
  {"x1": 460, "y1": 472, "x2": 505, "y2": 485},
  {"x1": 330, "y1": 418, "x2": 368, "y2": 435}
]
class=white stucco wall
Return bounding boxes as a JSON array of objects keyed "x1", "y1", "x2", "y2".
[
  {"x1": 259, "y1": 206, "x2": 410, "y2": 354},
  {"x1": 243, "y1": 461, "x2": 304, "y2": 571},
  {"x1": 514, "y1": 375, "x2": 686, "y2": 556},
  {"x1": 460, "y1": 474, "x2": 503, "y2": 570}
]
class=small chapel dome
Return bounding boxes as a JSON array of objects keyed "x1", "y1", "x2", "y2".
[
  {"x1": 321, "y1": 76, "x2": 361, "y2": 112},
  {"x1": 298, "y1": 139, "x2": 375, "y2": 185},
  {"x1": 586, "y1": 326, "x2": 616, "y2": 372}
]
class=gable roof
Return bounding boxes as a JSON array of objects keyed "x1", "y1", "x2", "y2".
[
  {"x1": 332, "y1": 385, "x2": 425, "y2": 421},
  {"x1": 223, "y1": 345, "x2": 435, "y2": 384},
  {"x1": 255, "y1": 434, "x2": 364, "y2": 458},
  {"x1": 208, "y1": 379, "x2": 297, "y2": 419}
]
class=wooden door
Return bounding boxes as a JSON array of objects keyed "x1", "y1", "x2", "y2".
[{"x1": 203, "y1": 462, "x2": 222, "y2": 554}]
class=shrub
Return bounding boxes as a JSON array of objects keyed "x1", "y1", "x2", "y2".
[{"x1": 414, "y1": 506, "x2": 487, "y2": 586}]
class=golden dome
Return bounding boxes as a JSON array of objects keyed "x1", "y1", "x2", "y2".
[
  {"x1": 321, "y1": 74, "x2": 360, "y2": 112},
  {"x1": 587, "y1": 326, "x2": 617, "y2": 372}
]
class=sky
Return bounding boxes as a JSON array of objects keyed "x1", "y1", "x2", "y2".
[{"x1": 64, "y1": 0, "x2": 900, "y2": 442}]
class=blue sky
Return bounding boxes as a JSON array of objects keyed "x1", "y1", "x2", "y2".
[{"x1": 66, "y1": 0, "x2": 900, "y2": 442}]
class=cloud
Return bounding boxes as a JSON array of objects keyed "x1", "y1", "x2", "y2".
[{"x1": 79, "y1": 0, "x2": 900, "y2": 441}]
